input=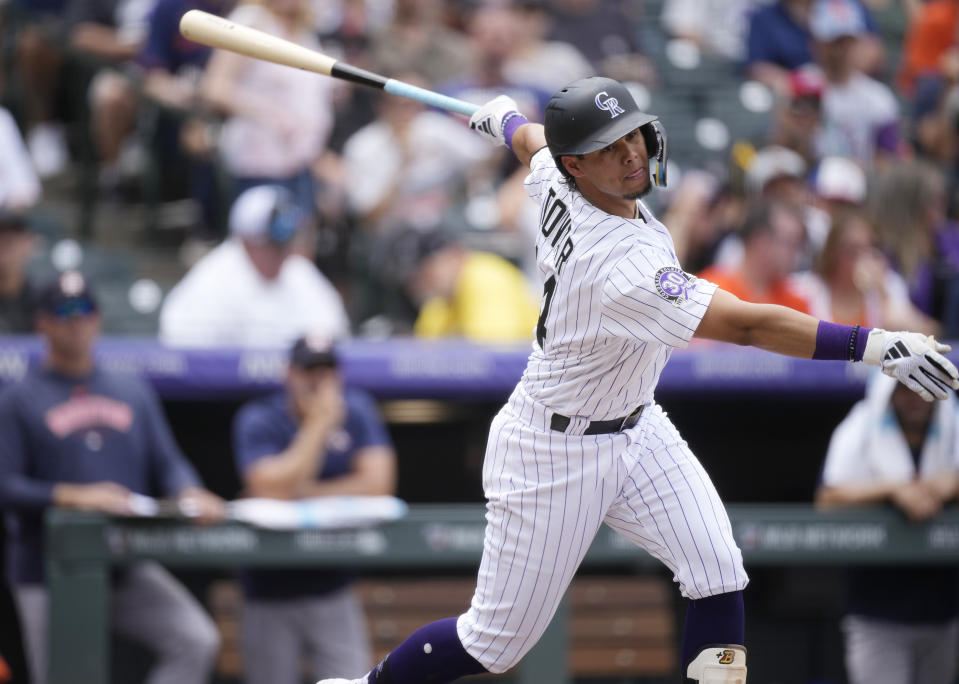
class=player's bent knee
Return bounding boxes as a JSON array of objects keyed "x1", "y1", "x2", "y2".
[
  {"x1": 477, "y1": 656, "x2": 517, "y2": 676},
  {"x1": 457, "y1": 629, "x2": 526, "y2": 674},
  {"x1": 458, "y1": 636, "x2": 518, "y2": 675},
  {"x1": 686, "y1": 645, "x2": 746, "y2": 683},
  {"x1": 678, "y1": 574, "x2": 749, "y2": 601}
]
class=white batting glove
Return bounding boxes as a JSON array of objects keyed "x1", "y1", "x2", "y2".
[
  {"x1": 469, "y1": 94, "x2": 520, "y2": 147},
  {"x1": 863, "y1": 329, "x2": 959, "y2": 401}
]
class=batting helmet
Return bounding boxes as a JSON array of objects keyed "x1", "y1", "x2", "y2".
[{"x1": 545, "y1": 77, "x2": 669, "y2": 186}]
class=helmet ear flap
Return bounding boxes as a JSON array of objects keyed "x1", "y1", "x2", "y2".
[
  {"x1": 641, "y1": 123, "x2": 659, "y2": 158},
  {"x1": 645, "y1": 120, "x2": 669, "y2": 188}
]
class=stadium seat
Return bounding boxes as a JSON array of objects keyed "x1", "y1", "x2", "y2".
[
  {"x1": 705, "y1": 87, "x2": 772, "y2": 148},
  {"x1": 657, "y1": 46, "x2": 742, "y2": 98},
  {"x1": 647, "y1": 91, "x2": 704, "y2": 162}
]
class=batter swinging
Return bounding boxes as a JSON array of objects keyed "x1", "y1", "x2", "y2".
[{"x1": 320, "y1": 77, "x2": 959, "y2": 684}]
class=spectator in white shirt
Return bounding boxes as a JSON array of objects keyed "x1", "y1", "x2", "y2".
[
  {"x1": 203, "y1": 0, "x2": 336, "y2": 214},
  {"x1": 817, "y1": 373, "x2": 959, "y2": 684},
  {"x1": 660, "y1": 0, "x2": 764, "y2": 61},
  {"x1": 0, "y1": 107, "x2": 42, "y2": 211},
  {"x1": 342, "y1": 83, "x2": 494, "y2": 235},
  {"x1": 810, "y1": 0, "x2": 901, "y2": 167},
  {"x1": 159, "y1": 184, "x2": 350, "y2": 347}
]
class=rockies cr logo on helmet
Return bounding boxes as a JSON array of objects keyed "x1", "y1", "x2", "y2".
[{"x1": 594, "y1": 91, "x2": 625, "y2": 118}]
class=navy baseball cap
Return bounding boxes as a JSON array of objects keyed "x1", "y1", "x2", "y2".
[
  {"x1": 544, "y1": 77, "x2": 659, "y2": 157},
  {"x1": 38, "y1": 270, "x2": 98, "y2": 318},
  {"x1": 289, "y1": 334, "x2": 339, "y2": 369},
  {"x1": 386, "y1": 228, "x2": 454, "y2": 285}
]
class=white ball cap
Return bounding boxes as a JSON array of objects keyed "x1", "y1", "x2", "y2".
[
  {"x1": 746, "y1": 145, "x2": 807, "y2": 194},
  {"x1": 229, "y1": 185, "x2": 297, "y2": 242},
  {"x1": 814, "y1": 155, "x2": 866, "y2": 204}
]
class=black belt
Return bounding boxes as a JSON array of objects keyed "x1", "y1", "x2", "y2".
[{"x1": 549, "y1": 405, "x2": 645, "y2": 435}]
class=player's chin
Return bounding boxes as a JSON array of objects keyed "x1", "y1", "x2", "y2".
[
  {"x1": 621, "y1": 171, "x2": 651, "y2": 200},
  {"x1": 622, "y1": 182, "x2": 652, "y2": 200}
]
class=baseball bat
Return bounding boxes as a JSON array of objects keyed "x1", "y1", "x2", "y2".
[{"x1": 179, "y1": 9, "x2": 479, "y2": 117}]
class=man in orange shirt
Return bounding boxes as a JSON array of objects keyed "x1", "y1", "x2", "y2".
[
  {"x1": 898, "y1": 0, "x2": 958, "y2": 95},
  {"x1": 699, "y1": 200, "x2": 811, "y2": 313}
]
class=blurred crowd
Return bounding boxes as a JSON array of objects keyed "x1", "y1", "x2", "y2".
[
  {"x1": 0, "y1": 0, "x2": 955, "y2": 344},
  {"x1": 3, "y1": 0, "x2": 959, "y2": 682}
]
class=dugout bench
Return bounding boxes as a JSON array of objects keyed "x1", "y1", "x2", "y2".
[{"x1": 46, "y1": 504, "x2": 959, "y2": 684}]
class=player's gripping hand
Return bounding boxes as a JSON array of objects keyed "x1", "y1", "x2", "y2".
[
  {"x1": 469, "y1": 94, "x2": 520, "y2": 146},
  {"x1": 863, "y1": 329, "x2": 959, "y2": 401}
]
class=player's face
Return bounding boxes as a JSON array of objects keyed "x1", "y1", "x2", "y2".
[
  {"x1": 408, "y1": 248, "x2": 461, "y2": 304},
  {"x1": 242, "y1": 239, "x2": 292, "y2": 281},
  {"x1": 833, "y1": 217, "x2": 874, "y2": 279},
  {"x1": 268, "y1": 0, "x2": 306, "y2": 21},
  {"x1": 764, "y1": 209, "x2": 806, "y2": 277},
  {"x1": 562, "y1": 128, "x2": 651, "y2": 214},
  {"x1": 287, "y1": 364, "x2": 340, "y2": 415},
  {"x1": 37, "y1": 310, "x2": 101, "y2": 363},
  {"x1": 891, "y1": 382, "x2": 935, "y2": 432},
  {"x1": 816, "y1": 35, "x2": 856, "y2": 74},
  {"x1": 0, "y1": 229, "x2": 34, "y2": 276}
]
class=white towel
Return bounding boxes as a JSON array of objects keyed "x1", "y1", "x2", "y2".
[{"x1": 822, "y1": 373, "x2": 959, "y2": 486}]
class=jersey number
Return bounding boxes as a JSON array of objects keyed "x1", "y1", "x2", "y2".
[{"x1": 536, "y1": 275, "x2": 556, "y2": 348}]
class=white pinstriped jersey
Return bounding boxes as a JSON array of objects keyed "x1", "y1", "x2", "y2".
[
  {"x1": 456, "y1": 150, "x2": 746, "y2": 676},
  {"x1": 520, "y1": 147, "x2": 718, "y2": 419}
]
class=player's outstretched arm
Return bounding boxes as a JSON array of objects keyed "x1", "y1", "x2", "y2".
[
  {"x1": 697, "y1": 288, "x2": 959, "y2": 401},
  {"x1": 469, "y1": 95, "x2": 546, "y2": 168},
  {"x1": 695, "y1": 289, "x2": 819, "y2": 356}
]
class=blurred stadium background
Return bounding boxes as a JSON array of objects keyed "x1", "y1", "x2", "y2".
[{"x1": 2, "y1": 0, "x2": 959, "y2": 682}]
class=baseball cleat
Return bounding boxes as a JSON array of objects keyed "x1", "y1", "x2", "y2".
[{"x1": 686, "y1": 644, "x2": 746, "y2": 683}]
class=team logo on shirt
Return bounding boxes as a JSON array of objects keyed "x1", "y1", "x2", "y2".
[
  {"x1": 45, "y1": 394, "x2": 134, "y2": 437},
  {"x1": 654, "y1": 266, "x2": 696, "y2": 306},
  {"x1": 594, "y1": 91, "x2": 625, "y2": 118}
]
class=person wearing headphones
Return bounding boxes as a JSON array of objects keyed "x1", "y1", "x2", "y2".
[{"x1": 159, "y1": 184, "x2": 350, "y2": 347}]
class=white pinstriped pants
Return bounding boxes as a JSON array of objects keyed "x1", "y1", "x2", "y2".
[{"x1": 457, "y1": 385, "x2": 748, "y2": 673}]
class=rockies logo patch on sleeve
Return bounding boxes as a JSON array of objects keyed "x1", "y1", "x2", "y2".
[{"x1": 654, "y1": 266, "x2": 697, "y2": 306}]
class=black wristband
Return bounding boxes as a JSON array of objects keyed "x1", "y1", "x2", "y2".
[{"x1": 848, "y1": 324, "x2": 860, "y2": 361}]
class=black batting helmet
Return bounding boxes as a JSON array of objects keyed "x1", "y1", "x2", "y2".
[{"x1": 545, "y1": 77, "x2": 669, "y2": 186}]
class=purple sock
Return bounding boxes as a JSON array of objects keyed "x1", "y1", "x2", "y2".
[
  {"x1": 367, "y1": 617, "x2": 487, "y2": 684},
  {"x1": 679, "y1": 590, "x2": 745, "y2": 673}
]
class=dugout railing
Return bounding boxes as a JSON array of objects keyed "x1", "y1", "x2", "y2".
[{"x1": 45, "y1": 504, "x2": 959, "y2": 684}]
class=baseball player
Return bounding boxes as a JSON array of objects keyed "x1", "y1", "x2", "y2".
[{"x1": 319, "y1": 77, "x2": 959, "y2": 684}]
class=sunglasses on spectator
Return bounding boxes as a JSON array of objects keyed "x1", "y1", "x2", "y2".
[{"x1": 49, "y1": 298, "x2": 97, "y2": 318}]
